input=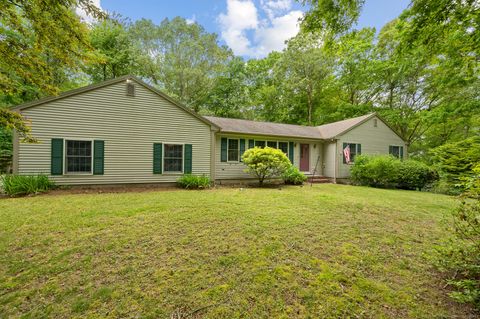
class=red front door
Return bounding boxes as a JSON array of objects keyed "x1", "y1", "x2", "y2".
[{"x1": 300, "y1": 144, "x2": 310, "y2": 172}]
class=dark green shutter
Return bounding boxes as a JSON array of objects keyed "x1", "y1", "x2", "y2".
[
  {"x1": 343, "y1": 143, "x2": 348, "y2": 164},
  {"x1": 184, "y1": 144, "x2": 192, "y2": 174},
  {"x1": 93, "y1": 140, "x2": 104, "y2": 175},
  {"x1": 239, "y1": 139, "x2": 245, "y2": 162},
  {"x1": 221, "y1": 137, "x2": 227, "y2": 162},
  {"x1": 248, "y1": 139, "x2": 254, "y2": 148},
  {"x1": 400, "y1": 146, "x2": 404, "y2": 159},
  {"x1": 153, "y1": 143, "x2": 162, "y2": 174},
  {"x1": 357, "y1": 144, "x2": 361, "y2": 155},
  {"x1": 51, "y1": 138, "x2": 64, "y2": 175},
  {"x1": 288, "y1": 142, "x2": 294, "y2": 163},
  {"x1": 389, "y1": 145, "x2": 393, "y2": 155}
]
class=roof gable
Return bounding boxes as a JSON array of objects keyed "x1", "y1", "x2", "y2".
[
  {"x1": 316, "y1": 113, "x2": 376, "y2": 139},
  {"x1": 13, "y1": 75, "x2": 218, "y2": 129}
]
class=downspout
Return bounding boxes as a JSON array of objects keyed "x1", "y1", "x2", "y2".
[
  {"x1": 12, "y1": 129, "x2": 19, "y2": 174},
  {"x1": 333, "y1": 138, "x2": 338, "y2": 184},
  {"x1": 210, "y1": 127, "x2": 217, "y2": 185}
]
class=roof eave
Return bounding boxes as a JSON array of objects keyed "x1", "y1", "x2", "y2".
[{"x1": 217, "y1": 129, "x2": 325, "y2": 141}]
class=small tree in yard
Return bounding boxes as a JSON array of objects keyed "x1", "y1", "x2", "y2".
[
  {"x1": 436, "y1": 164, "x2": 480, "y2": 309},
  {"x1": 242, "y1": 147, "x2": 291, "y2": 185}
]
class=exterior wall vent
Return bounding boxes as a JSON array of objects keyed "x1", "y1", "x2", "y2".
[
  {"x1": 373, "y1": 118, "x2": 378, "y2": 127},
  {"x1": 126, "y1": 81, "x2": 135, "y2": 96}
]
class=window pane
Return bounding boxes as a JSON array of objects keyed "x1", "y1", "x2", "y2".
[
  {"x1": 278, "y1": 142, "x2": 288, "y2": 154},
  {"x1": 65, "y1": 140, "x2": 92, "y2": 173},
  {"x1": 255, "y1": 140, "x2": 265, "y2": 148},
  {"x1": 164, "y1": 158, "x2": 182, "y2": 172},
  {"x1": 350, "y1": 144, "x2": 357, "y2": 162},
  {"x1": 267, "y1": 141, "x2": 277, "y2": 148},
  {"x1": 164, "y1": 144, "x2": 183, "y2": 158},
  {"x1": 228, "y1": 139, "x2": 239, "y2": 161}
]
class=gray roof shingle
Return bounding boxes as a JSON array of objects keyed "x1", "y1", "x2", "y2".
[{"x1": 204, "y1": 113, "x2": 375, "y2": 140}]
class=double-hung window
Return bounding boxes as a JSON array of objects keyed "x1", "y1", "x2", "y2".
[
  {"x1": 228, "y1": 139, "x2": 239, "y2": 162},
  {"x1": 389, "y1": 145, "x2": 404, "y2": 159},
  {"x1": 343, "y1": 143, "x2": 361, "y2": 164},
  {"x1": 65, "y1": 140, "x2": 92, "y2": 173},
  {"x1": 164, "y1": 144, "x2": 183, "y2": 172}
]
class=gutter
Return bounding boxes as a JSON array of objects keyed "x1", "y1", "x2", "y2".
[{"x1": 333, "y1": 138, "x2": 338, "y2": 184}]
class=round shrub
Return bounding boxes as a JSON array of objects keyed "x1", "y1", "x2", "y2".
[
  {"x1": 242, "y1": 147, "x2": 291, "y2": 185},
  {"x1": 282, "y1": 165, "x2": 307, "y2": 185}
]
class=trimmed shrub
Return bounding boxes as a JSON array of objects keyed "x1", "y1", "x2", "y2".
[
  {"x1": 351, "y1": 155, "x2": 437, "y2": 190},
  {"x1": 282, "y1": 165, "x2": 307, "y2": 185},
  {"x1": 350, "y1": 155, "x2": 398, "y2": 188},
  {"x1": 177, "y1": 174, "x2": 211, "y2": 189},
  {"x1": 1, "y1": 174, "x2": 55, "y2": 196},
  {"x1": 397, "y1": 160, "x2": 438, "y2": 190},
  {"x1": 242, "y1": 147, "x2": 291, "y2": 185}
]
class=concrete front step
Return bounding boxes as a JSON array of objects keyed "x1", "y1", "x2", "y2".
[{"x1": 307, "y1": 176, "x2": 331, "y2": 183}]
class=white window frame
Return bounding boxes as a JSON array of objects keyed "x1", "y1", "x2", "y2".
[
  {"x1": 63, "y1": 138, "x2": 94, "y2": 175},
  {"x1": 227, "y1": 138, "x2": 240, "y2": 162},
  {"x1": 162, "y1": 143, "x2": 184, "y2": 174}
]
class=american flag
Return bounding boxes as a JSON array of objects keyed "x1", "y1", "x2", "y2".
[{"x1": 343, "y1": 144, "x2": 351, "y2": 164}]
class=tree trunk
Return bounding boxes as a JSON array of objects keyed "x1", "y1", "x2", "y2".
[{"x1": 307, "y1": 85, "x2": 313, "y2": 125}]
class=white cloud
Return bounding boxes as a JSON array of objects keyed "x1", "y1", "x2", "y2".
[
  {"x1": 76, "y1": 0, "x2": 102, "y2": 24},
  {"x1": 254, "y1": 10, "x2": 302, "y2": 57},
  {"x1": 218, "y1": 0, "x2": 259, "y2": 55},
  {"x1": 218, "y1": 0, "x2": 303, "y2": 57},
  {"x1": 186, "y1": 15, "x2": 196, "y2": 25},
  {"x1": 260, "y1": 0, "x2": 292, "y2": 19}
]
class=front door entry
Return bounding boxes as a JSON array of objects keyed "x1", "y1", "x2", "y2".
[{"x1": 300, "y1": 144, "x2": 310, "y2": 172}]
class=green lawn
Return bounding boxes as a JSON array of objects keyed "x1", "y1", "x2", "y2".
[{"x1": 0, "y1": 184, "x2": 471, "y2": 318}]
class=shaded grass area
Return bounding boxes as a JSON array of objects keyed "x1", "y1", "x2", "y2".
[{"x1": 0, "y1": 185, "x2": 472, "y2": 318}]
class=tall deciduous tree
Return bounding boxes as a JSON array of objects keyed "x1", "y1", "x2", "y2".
[
  {"x1": 129, "y1": 17, "x2": 232, "y2": 112},
  {"x1": 86, "y1": 20, "x2": 140, "y2": 82},
  {"x1": 277, "y1": 32, "x2": 334, "y2": 125}
]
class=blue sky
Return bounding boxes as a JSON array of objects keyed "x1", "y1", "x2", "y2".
[{"x1": 90, "y1": 0, "x2": 410, "y2": 58}]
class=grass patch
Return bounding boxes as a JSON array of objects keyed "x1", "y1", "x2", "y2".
[{"x1": 0, "y1": 184, "x2": 473, "y2": 318}]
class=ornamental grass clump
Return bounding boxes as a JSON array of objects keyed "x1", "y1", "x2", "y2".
[
  {"x1": 177, "y1": 174, "x2": 211, "y2": 189},
  {"x1": 242, "y1": 147, "x2": 291, "y2": 185},
  {"x1": 1, "y1": 174, "x2": 55, "y2": 197}
]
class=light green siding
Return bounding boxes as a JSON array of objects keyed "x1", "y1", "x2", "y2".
[
  {"x1": 336, "y1": 116, "x2": 406, "y2": 178},
  {"x1": 322, "y1": 142, "x2": 337, "y2": 178},
  {"x1": 214, "y1": 134, "x2": 323, "y2": 180},
  {"x1": 17, "y1": 81, "x2": 212, "y2": 185}
]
